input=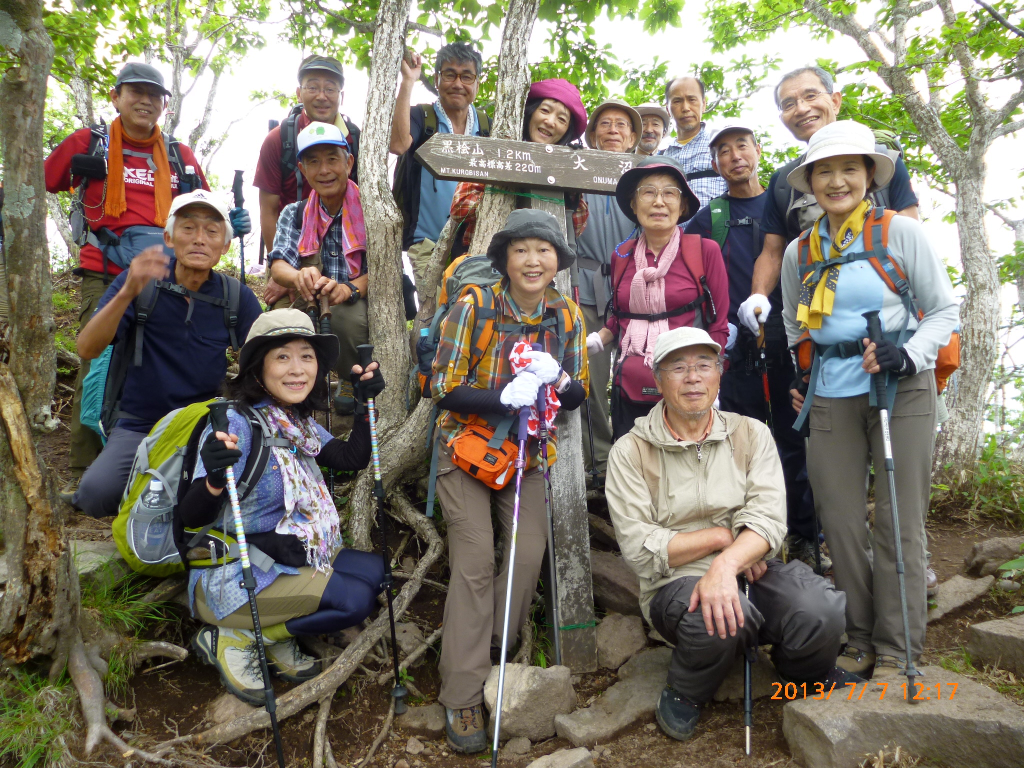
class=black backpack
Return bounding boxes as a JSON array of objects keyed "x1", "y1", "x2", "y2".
[
  {"x1": 279, "y1": 105, "x2": 362, "y2": 196},
  {"x1": 392, "y1": 104, "x2": 491, "y2": 250}
]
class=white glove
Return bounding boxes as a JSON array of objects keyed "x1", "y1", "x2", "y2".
[
  {"x1": 725, "y1": 322, "x2": 738, "y2": 351},
  {"x1": 522, "y1": 349, "x2": 562, "y2": 384},
  {"x1": 738, "y1": 294, "x2": 771, "y2": 334},
  {"x1": 586, "y1": 332, "x2": 604, "y2": 354},
  {"x1": 500, "y1": 371, "x2": 542, "y2": 409}
]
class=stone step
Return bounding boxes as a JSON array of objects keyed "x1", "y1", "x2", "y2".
[
  {"x1": 967, "y1": 614, "x2": 1024, "y2": 678},
  {"x1": 783, "y1": 665, "x2": 1024, "y2": 768},
  {"x1": 928, "y1": 574, "x2": 994, "y2": 623}
]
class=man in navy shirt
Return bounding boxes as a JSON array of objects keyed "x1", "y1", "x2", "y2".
[
  {"x1": 686, "y1": 126, "x2": 824, "y2": 570},
  {"x1": 736, "y1": 66, "x2": 919, "y2": 337},
  {"x1": 71, "y1": 190, "x2": 262, "y2": 517}
]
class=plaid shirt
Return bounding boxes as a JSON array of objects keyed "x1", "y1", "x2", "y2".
[
  {"x1": 431, "y1": 280, "x2": 589, "y2": 464},
  {"x1": 268, "y1": 199, "x2": 366, "y2": 282},
  {"x1": 660, "y1": 123, "x2": 728, "y2": 209},
  {"x1": 450, "y1": 182, "x2": 590, "y2": 248}
]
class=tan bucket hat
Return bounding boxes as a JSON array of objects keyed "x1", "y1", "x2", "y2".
[{"x1": 585, "y1": 99, "x2": 643, "y2": 151}]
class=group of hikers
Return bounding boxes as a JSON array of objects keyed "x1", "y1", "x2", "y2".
[{"x1": 36, "y1": 40, "x2": 959, "y2": 753}]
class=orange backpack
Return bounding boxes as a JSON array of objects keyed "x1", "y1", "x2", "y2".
[{"x1": 792, "y1": 207, "x2": 960, "y2": 394}]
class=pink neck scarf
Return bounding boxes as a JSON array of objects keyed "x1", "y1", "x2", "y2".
[
  {"x1": 297, "y1": 182, "x2": 366, "y2": 278},
  {"x1": 620, "y1": 226, "x2": 681, "y2": 368}
]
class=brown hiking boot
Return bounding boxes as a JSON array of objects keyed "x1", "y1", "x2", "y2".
[
  {"x1": 836, "y1": 645, "x2": 875, "y2": 676},
  {"x1": 445, "y1": 704, "x2": 487, "y2": 754}
]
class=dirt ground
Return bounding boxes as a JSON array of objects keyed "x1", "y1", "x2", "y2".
[{"x1": 5, "y1": 271, "x2": 1024, "y2": 767}]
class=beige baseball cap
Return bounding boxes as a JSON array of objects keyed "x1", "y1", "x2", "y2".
[{"x1": 652, "y1": 327, "x2": 722, "y2": 365}]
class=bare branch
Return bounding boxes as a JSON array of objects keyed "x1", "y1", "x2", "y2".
[
  {"x1": 188, "y1": 68, "x2": 222, "y2": 149},
  {"x1": 937, "y1": 0, "x2": 987, "y2": 117},
  {"x1": 993, "y1": 116, "x2": 1024, "y2": 139},
  {"x1": 986, "y1": 202, "x2": 1024, "y2": 229},
  {"x1": 974, "y1": 0, "x2": 1024, "y2": 38}
]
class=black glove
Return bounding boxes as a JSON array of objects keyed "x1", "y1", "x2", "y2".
[
  {"x1": 789, "y1": 375, "x2": 808, "y2": 411},
  {"x1": 352, "y1": 365, "x2": 386, "y2": 414},
  {"x1": 200, "y1": 431, "x2": 242, "y2": 489},
  {"x1": 402, "y1": 273, "x2": 418, "y2": 321},
  {"x1": 872, "y1": 338, "x2": 917, "y2": 376}
]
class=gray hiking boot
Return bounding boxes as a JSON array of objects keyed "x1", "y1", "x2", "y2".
[
  {"x1": 786, "y1": 534, "x2": 832, "y2": 572},
  {"x1": 445, "y1": 705, "x2": 487, "y2": 754}
]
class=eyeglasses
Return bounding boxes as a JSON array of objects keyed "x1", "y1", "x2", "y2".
[
  {"x1": 597, "y1": 119, "x2": 633, "y2": 132},
  {"x1": 657, "y1": 361, "x2": 719, "y2": 379},
  {"x1": 302, "y1": 84, "x2": 340, "y2": 97},
  {"x1": 778, "y1": 90, "x2": 827, "y2": 115},
  {"x1": 438, "y1": 70, "x2": 478, "y2": 85},
  {"x1": 636, "y1": 185, "x2": 683, "y2": 204}
]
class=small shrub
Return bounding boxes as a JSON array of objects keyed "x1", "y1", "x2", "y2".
[
  {"x1": 0, "y1": 668, "x2": 78, "y2": 768},
  {"x1": 931, "y1": 436, "x2": 1024, "y2": 527}
]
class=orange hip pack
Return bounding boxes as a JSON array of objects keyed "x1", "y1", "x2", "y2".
[{"x1": 448, "y1": 420, "x2": 519, "y2": 489}]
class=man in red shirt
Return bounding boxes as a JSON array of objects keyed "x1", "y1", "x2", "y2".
[
  {"x1": 254, "y1": 55, "x2": 361, "y2": 307},
  {"x1": 46, "y1": 62, "x2": 249, "y2": 500}
]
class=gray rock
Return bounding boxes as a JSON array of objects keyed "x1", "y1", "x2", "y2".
[
  {"x1": 997, "y1": 579, "x2": 1021, "y2": 592},
  {"x1": 967, "y1": 614, "x2": 1024, "y2": 677},
  {"x1": 965, "y1": 536, "x2": 1024, "y2": 577},
  {"x1": 588, "y1": 514, "x2": 618, "y2": 549},
  {"x1": 783, "y1": 665, "x2": 1024, "y2": 768},
  {"x1": 205, "y1": 692, "x2": 257, "y2": 725},
  {"x1": 504, "y1": 736, "x2": 532, "y2": 756},
  {"x1": 395, "y1": 702, "x2": 445, "y2": 739},
  {"x1": 394, "y1": 760, "x2": 410, "y2": 768},
  {"x1": 555, "y1": 648, "x2": 670, "y2": 746},
  {"x1": 525, "y1": 747, "x2": 594, "y2": 768},
  {"x1": 484, "y1": 664, "x2": 576, "y2": 741},
  {"x1": 596, "y1": 613, "x2": 646, "y2": 670},
  {"x1": 394, "y1": 622, "x2": 426, "y2": 667},
  {"x1": 405, "y1": 736, "x2": 424, "y2": 755},
  {"x1": 927, "y1": 575, "x2": 994, "y2": 623},
  {"x1": 712, "y1": 649, "x2": 779, "y2": 702},
  {"x1": 72, "y1": 540, "x2": 131, "y2": 590},
  {"x1": 590, "y1": 550, "x2": 641, "y2": 617}
]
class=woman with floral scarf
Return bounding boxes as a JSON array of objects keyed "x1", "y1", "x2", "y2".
[{"x1": 181, "y1": 308, "x2": 386, "y2": 705}]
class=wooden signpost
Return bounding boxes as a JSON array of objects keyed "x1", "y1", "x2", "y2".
[{"x1": 417, "y1": 134, "x2": 637, "y2": 673}]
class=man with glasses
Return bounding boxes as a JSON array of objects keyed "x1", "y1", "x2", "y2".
[
  {"x1": 660, "y1": 76, "x2": 727, "y2": 208},
  {"x1": 576, "y1": 99, "x2": 643, "y2": 482},
  {"x1": 605, "y1": 325, "x2": 855, "y2": 742},
  {"x1": 256, "y1": 55, "x2": 362, "y2": 308},
  {"x1": 390, "y1": 42, "x2": 490, "y2": 288}
]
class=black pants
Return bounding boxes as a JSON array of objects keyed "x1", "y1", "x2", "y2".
[
  {"x1": 610, "y1": 388, "x2": 656, "y2": 442},
  {"x1": 649, "y1": 559, "x2": 846, "y2": 704},
  {"x1": 720, "y1": 339, "x2": 817, "y2": 542}
]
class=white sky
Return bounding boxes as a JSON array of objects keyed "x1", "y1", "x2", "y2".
[{"x1": 56, "y1": 0, "x2": 1023, "y2": 280}]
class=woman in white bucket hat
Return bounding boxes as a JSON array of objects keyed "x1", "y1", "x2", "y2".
[{"x1": 779, "y1": 120, "x2": 958, "y2": 680}]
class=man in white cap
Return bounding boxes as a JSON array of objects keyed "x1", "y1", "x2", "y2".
[
  {"x1": 71, "y1": 190, "x2": 263, "y2": 517},
  {"x1": 269, "y1": 121, "x2": 369, "y2": 413},
  {"x1": 605, "y1": 326, "x2": 855, "y2": 742},
  {"x1": 576, "y1": 99, "x2": 643, "y2": 481},
  {"x1": 633, "y1": 103, "x2": 671, "y2": 156}
]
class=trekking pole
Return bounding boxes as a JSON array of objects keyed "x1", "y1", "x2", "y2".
[
  {"x1": 232, "y1": 171, "x2": 246, "y2": 287},
  {"x1": 319, "y1": 295, "x2": 334, "y2": 497},
  {"x1": 743, "y1": 578, "x2": 754, "y2": 756},
  {"x1": 863, "y1": 310, "x2": 921, "y2": 703},
  {"x1": 532, "y1": 343, "x2": 562, "y2": 667},
  {"x1": 356, "y1": 344, "x2": 407, "y2": 715},
  {"x1": 492, "y1": 407, "x2": 531, "y2": 768},
  {"x1": 752, "y1": 307, "x2": 773, "y2": 434},
  {"x1": 206, "y1": 401, "x2": 286, "y2": 768},
  {"x1": 573, "y1": 285, "x2": 602, "y2": 490}
]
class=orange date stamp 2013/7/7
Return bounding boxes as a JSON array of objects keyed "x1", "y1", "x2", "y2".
[{"x1": 770, "y1": 681, "x2": 957, "y2": 702}]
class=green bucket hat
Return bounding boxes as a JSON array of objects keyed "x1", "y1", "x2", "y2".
[{"x1": 485, "y1": 209, "x2": 575, "y2": 276}]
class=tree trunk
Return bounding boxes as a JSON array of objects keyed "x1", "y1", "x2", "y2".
[
  {"x1": 933, "y1": 172, "x2": 999, "y2": 476},
  {"x1": 0, "y1": 0, "x2": 58, "y2": 431},
  {"x1": 466, "y1": 0, "x2": 540, "y2": 255},
  {"x1": 0, "y1": 362, "x2": 78, "y2": 677}
]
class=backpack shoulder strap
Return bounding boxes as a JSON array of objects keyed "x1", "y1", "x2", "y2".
[
  {"x1": 679, "y1": 233, "x2": 717, "y2": 327},
  {"x1": 132, "y1": 279, "x2": 162, "y2": 367},
  {"x1": 477, "y1": 110, "x2": 491, "y2": 136},
  {"x1": 709, "y1": 196, "x2": 729, "y2": 249},
  {"x1": 280, "y1": 105, "x2": 305, "y2": 198},
  {"x1": 465, "y1": 285, "x2": 498, "y2": 367},
  {"x1": 234, "y1": 405, "x2": 289, "y2": 500},
  {"x1": 218, "y1": 273, "x2": 242, "y2": 350},
  {"x1": 421, "y1": 104, "x2": 437, "y2": 143},
  {"x1": 796, "y1": 226, "x2": 815, "y2": 278}
]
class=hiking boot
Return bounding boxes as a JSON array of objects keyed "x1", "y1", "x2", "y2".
[
  {"x1": 59, "y1": 479, "x2": 80, "y2": 508},
  {"x1": 780, "y1": 664, "x2": 865, "y2": 690},
  {"x1": 873, "y1": 654, "x2": 906, "y2": 679},
  {"x1": 786, "y1": 534, "x2": 832, "y2": 572},
  {"x1": 836, "y1": 645, "x2": 876, "y2": 676},
  {"x1": 192, "y1": 625, "x2": 267, "y2": 705},
  {"x1": 445, "y1": 705, "x2": 487, "y2": 754},
  {"x1": 265, "y1": 637, "x2": 320, "y2": 682},
  {"x1": 655, "y1": 686, "x2": 701, "y2": 741},
  {"x1": 926, "y1": 567, "x2": 939, "y2": 598}
]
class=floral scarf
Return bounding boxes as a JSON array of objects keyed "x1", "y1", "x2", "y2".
[{"x1": 264, "y1": 404, "x2": 340, "y2": 573}]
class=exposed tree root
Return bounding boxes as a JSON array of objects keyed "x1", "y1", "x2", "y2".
[
  {"x1": 312, "y1": 694, "x2": 334, "y2": 768},
  {"x1": 512, "y1": 618, "x2": 533, "y2": 665},
  {"x1": 376, "y1": 626, "x2": 443, "y2": 686},
  {"x1": 153, "y1": 489, "x2": 443, "y2": 754},
  {"x1": 357, "y1": 697, "x2": 396, "y2": 768},
  {"x1": 133, "y1": 640, "x2": 189, "y2": 666}
]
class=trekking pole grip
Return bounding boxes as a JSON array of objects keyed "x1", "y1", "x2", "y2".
[
  {"x1": 232, "y1": 170, "x2": 244, "y2": 209},
  {"x1": 207, "y1": 400, "x2": 231, "y2": 435},
  {"x1": 862, "y1": 310, "x2": 888, "y2": 407},
  {"x1": 357, "y1": 343, "x2": 374, "y2": 372}
]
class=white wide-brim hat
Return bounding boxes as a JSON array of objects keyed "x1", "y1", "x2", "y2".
[{"x1": 786, "y1": 120, "x2": 896, "y2": 195}]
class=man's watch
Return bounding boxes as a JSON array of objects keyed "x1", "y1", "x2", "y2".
[{"x1": 343, "y1": 281, "x2": 361, "y2": 304}]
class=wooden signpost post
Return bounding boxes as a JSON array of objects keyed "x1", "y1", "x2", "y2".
[{"x1": 417, "y1": 134, "x2": 635, "y2": 674}]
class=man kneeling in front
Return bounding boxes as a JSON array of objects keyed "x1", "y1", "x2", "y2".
[{"x1": 605, "y1": 327, "x2": 859, "y2": 741}]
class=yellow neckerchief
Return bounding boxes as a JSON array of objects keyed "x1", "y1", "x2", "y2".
[{"x1": 796, "y1": 199, "x2": 872, "y2": 330}]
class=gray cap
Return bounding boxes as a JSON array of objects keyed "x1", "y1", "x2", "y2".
[
  {"x1": 298, "y1": 55, "x2": 345, "y2": 86},
  {"x1": 114, "y1": 62, "x2": 171, "y2": 96},
  {"x1": 709, "y1": 124, "x2": 758, "y2": 149},
  {"x1": 486, "y1": 209, "x2": 575, "y2": 276}
]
